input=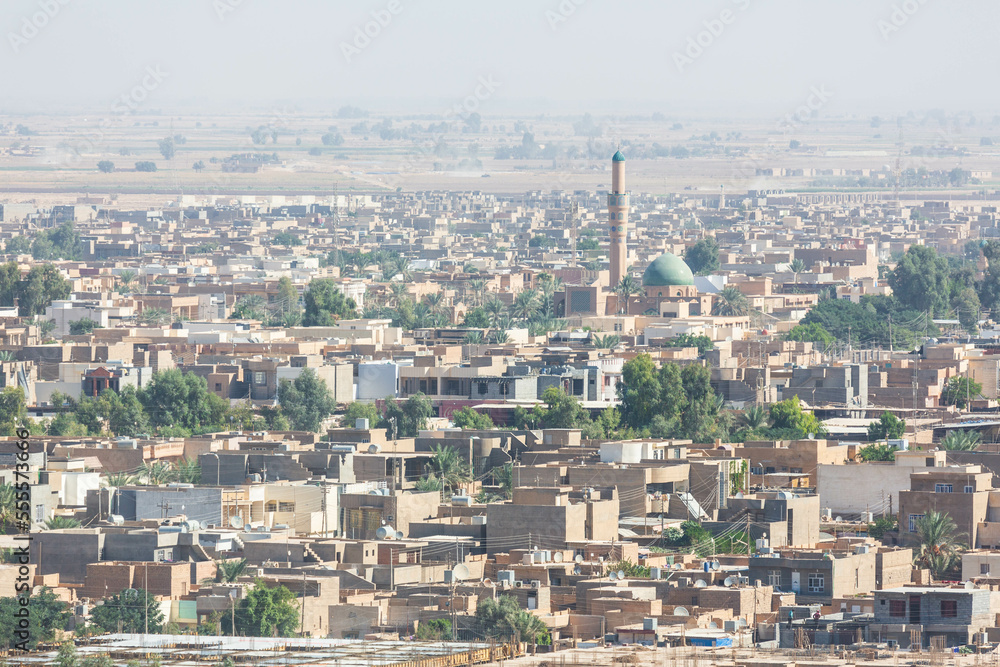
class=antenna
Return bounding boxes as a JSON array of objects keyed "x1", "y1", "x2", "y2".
[
  {"x1": 609, "y1": 572, "x2": 618, "y2": 581},
  {"x1": 617, "y1": 569, "x2": 626, "y2": 580},
  {"x1": 452, "y1": 564, "x2": 471, "y2": 582}
]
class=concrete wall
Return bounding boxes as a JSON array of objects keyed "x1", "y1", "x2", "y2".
[{"x1": 816, "y1": 462, "x2": 913, "y2": 515}]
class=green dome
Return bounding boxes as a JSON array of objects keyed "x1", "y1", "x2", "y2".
[
  {"x1": 612, "y1": 150, "x2": 626, "y2": 162},
  {"x1": 642, "y1": 252, "x2": 695, "y2": 287}
]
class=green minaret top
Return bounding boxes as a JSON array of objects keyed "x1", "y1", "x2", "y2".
[{"x1": 612, "y1": 150, "x2": 626, "y2": 162}]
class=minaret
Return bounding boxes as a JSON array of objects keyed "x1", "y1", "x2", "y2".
[{"x1": 609, "y1": 150, "x2": 628, "y2": 286}]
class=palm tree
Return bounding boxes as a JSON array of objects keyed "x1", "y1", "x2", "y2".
[
  {"x1": 424, "y1": 292, "x2": 445, "y2": 316},
  {"x1": 463, "y1": 331, "x2": 485, "y2": 344},
  {"x1": 537, "y1": 274, "x2": 562, "y2": 317},
  {"x1": 491, "y1": 329, "x2": 510, "y2": 345},
  {"x1": 0, "y1": 351, "x2": 14, "y2": 362},
  {"x1": 388, "y1": 282, "x2": 409, "y2": 307},
  {"x1": 232, "y1": 294, "x2": 266, "y2": 320},
  {"x1": 614, "y1": 275, "x2": 643, "y2": 314},
  {"x1": 104, "y1": 471, "x2": 137, "y2": 488},
  {"x1": 0, "y1": 484, "x2": 16, "y2": 532},
  {"x1": 118, "y1": 270, "x2": 138, "y2": 294},
  {"x1": 414, "y1": 475, "x2": 443, "y2": 492},
  {"x1": 510, "y1": 289, "x2": 539, "y2": 321},
  {"x1": 215, "y1": 558, "x2": 248, "y2": 583},
  {"x1": 32, "y1": 318, "x2": 56, "y2": 340},
  {"x1": 427, "y1": 445, "x2": 473, "y2": 495},
  {"x1": 44, "y1": 516, "x2": 81, "y2": 530},
  {"x1": 712, "y1": 287, "x2": 751, "y2": 317},
  {"x1": 742, "y1": 405, "x2": 768, "y2": 431},
  {"x1": 139, "y1": 461, "x2": 173, "y2": 486},
  {"x1": 468, "y1": 279, "x2": 488, "y2": 307},
  {"x1": 484, "y1": 297, "x2": 506, "y2": 328},
  {"x1": 789, "y1": 258, "x2": 807, "y2": 283},
  {"x1": 172, "y1": 458, "x2": 202, "y2": 484},
  {"x1": 913, "y1": 510, "x2": 964, "y2": 578},
  {"x1": 590, "y1": 334, "x2": 621, "y2": 349},
  {"x1": 939, "y1": 430, "x2": 981, "y2": 451},
  {"x1": 491, "y1": 462, "x2": 514, "y2": 499},
  {"x1": 139, "y1": 307, "x2": 170, "y2": 327}
]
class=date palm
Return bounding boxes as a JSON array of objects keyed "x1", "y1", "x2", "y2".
[
  {"x1": 427, "y1": 444, "x2": 472, "y2": 495},
  {"x1": 484, "y1": 296, "x2": 506, "y2": 328},
  {"x1": 104, "y1": 471, "x2": 137, "y2": 488},
  {"x1": 537, "y1": 274, "x2": 562, "y2": 317},
  {"x1": 139, "y1": 307, "x2": 170, "y2": 326},
  {"x1": 742, "y1": 405, "x2": 769, "y2": 430},
  {"x1": 491, "y1": 329, "x2": 510, "y2": 345},
  {"x1": 614, "y1": 275, "x2": 643, "y2": 314},
  {"x1": 939, "y1": 430, "x2": 981, "y2": 451},
  {"x1": 468, "y1": 279, "x2": 488, "y2": 307},
  {"x1": 118, "y1": 270, "x2": 138, "y2": 294},
  {"x1": 510, "y1": 289, "x2": 539, "y2": 321},
  {"x1": 464, "y1": 331, "x2": 485, "y2": 344},
  {"x1": 591, "y1": 334, "x2": 621, "y2": 349},
  {"x1": 424, "y1": 292, "x2": 445, "y2": 315},
  {"x1": 172, "y1": 458, "x2": 202, "y2": 484},
  {"x1": 913, "y1": 510, "x2": 964, "y2": 578},
  {"x1": 139, "y1": 461, "x2": 173, "y2": 485},
  {"x1": 712, "y1": 287, "x2": 751, "y2": 317},
  {"x1": 0, "y1": 484, "x2": 17, "y2": 532},
  {"x1": 43, "y1": 516, "x2": 81, "y2": 530},
  {"x1": 789, "y1": 258, "x2": 807, "y2": 283}
]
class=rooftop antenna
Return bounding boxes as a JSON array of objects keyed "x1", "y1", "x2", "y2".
[{"x1": 571, "y1": 201, "x2": 579, "y2": 269}]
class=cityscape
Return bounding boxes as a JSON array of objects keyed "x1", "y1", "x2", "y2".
[{"x1": 3, "y1": 2, "x2": 1000, "y2": 666}]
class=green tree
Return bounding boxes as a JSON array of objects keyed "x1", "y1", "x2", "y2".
[
  {"x1": 475, "y1": 595, "x2": 548, "y2": 644},
  {"x1": 134, "y1": 161, "x2": 157, "y2": 172},
  {"x1": 452, "y1": 406, "x2": 494, "y2": 430},
  {"x1": 55, "y1": 642, "x2": 78, "y2": 667},
  {"x1": 0, "y1": 387, "x2": 27, "y2": 435},
  {"x1": 0, "y1": 587, "x2": 70, "y2": 649},
  {"x1": 139, "y1": 370, "x2": 229, "y2": 434},
  {"x1": 617, "y1": 354, "x2": 663, "y2": 429},
  {"x1": 69, "y1": 318, "x2": 100, "y2": 335},
  {"x1": 275, "y1": 276, "x2": 300, "y2": 317},
  {"x1": 231, "y1": 295, "x2": 266, "y2": 320},
  {"x1": 206, "y1": 558, "x2": 248, "y2": 584},
  {"x1": 340, "y1": 402, "x2": 380, "y2": 428},
  {"x1": 462, "y1": 307, "x2": 490, "y2": 328},
  {"x1": 685, "y1": 237, "x2": 720, "y2": 275},
  {"x1": 277, "y1": 368, "x2": 337, "y2": 433},
  {"x1": 222, "y1": 580, "x2": 299, "y2": 637},
  {"x1": 857, "y1": 443, "x2": 896, "y2": 462},
  {"x1": 89, "y1": 588, "x2": 163, "y2": 634},
  {"x1": 867, "y1": 412, "x2": 906, "y2": 440},
  {"x1": 172, "y1": 458, "x2": 201, "y2": 484},
  {"x1": 380, "y1": 393, "x2": 431, "y2": 437},
  {"x1": 415, "y1": 618, "x2": 451, "y2": 640},
  {"x1": 97, "y1": 160, "x2": 115, "y2": 173},
  {"x1": 939, "y1": 430, "x2": 981, "y2": 451},
  {"x1": 785, "y1": 322, "x2": 833, "y2": 347},
  {"x1": 889, "y1": 245, "x2": 951, "y2": 315},
  {"x1": 17, "y1": 264, "x2": 71, "y2": 316},
  {"x1": 867, "y1": 515, "x2": 898, "y2": 540},
  {"x1": 940, "y1": 376, "x2": 982, "y2": 409},
  {"x1": 44, "y1": 516, "x2": 81, "y2": 529},
  {"x1": 271, "y1": 231, "x2": 301, "y2": 247},
  {"x1": 663, "y1": 333, "x2": 714, "y2": 355},
  {"x1": 768, "y1": 396, "x2": 825, "y2": 438},
  {"x1": 912, "y1": 510, "x2": 964, "y2": 578},
  {"x1": 303, "y1": 279, "x2": 357, "y2": 326}
]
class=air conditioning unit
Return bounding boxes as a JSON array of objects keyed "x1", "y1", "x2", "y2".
[
  {"x1": 514, "y1": 581, "x2": 523, "y2": 588},
  {"x1": 530, "y1": 580, "x2": 541, "y2": 589},
  {"x1": 821, "y1": 508, "x2": 832, "y2": 521}
]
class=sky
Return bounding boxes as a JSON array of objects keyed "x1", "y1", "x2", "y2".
[{"x1": 1, "y1": 0, "x2": 997, "y2": 117}]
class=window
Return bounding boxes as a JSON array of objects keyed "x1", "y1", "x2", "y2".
[
  {"x1": 254, "y1": 371, "x2": 266, "y2": 385},
  {"x1": 940, "y1": 600, "x2": 958, "y2": 618},
  {"x1": 478, "y1": 382, "x2": 487, "y2": 395},
  {"x1": 768, "y1": 570, "x2": 781, "y2": 587},
  {"x1": 215, "y1": 383, "x2": 222, "y2": 392},
  {"x1": 909, "y1": 514, "x2": 925, "y2": 532},
  {"x1": 965, "y1": 485, "x2": 974, "y2": 493},
  {"x1": 278, "y1": 501, "x2": 295, "y2": 513},
  {"x1": 935, "y1": 483, "x2": 953, "y2": 493},
  {"x1": 981, "y1": 563, "x2": 991, "y2": 575},
  {"x1": 807, "y1": 573, "x2": 824, "y2": 593},
  {"x1": 889, "y1": 600, "x2": 906, "y2": 617}
]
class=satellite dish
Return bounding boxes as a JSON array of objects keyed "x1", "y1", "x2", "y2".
[
  {"x1": 734, "y1": 491, "x2": 744, "y2": 499},
  {"x1": 807, "y1": 433, "x2": 815, "y2": 440},
  {"x1": 574, "y1": 566, "x2": 582, "y2": 575},
  {"x1": 553, "y1": 552, "x2": 564, "y2": 563},
  {"x1": 229, "y1": 516, "x2": 244, "y2": 529},
  {"x1": 708, "y1": 622, "x2": 718, "y2": 629},
  {"x1": 711, "y1": 560, "x2": 721, "y2": 571},
  {"x1": 835, "y1": 516, "x2": 843, "y2": 522},
  {"x1": 674, "y1": 606, "x2": 689, "y2": 616},
  {"x1": 574, "y1": 554, "x2": 584, "y2": 563},
  {"x1": 617, "y1": 569, "x2": 626, "y2": 580},
  {"x1": 453, "y1": 564, "x2": 471, "y2": 582},
  {"x1": 724, "y1": 576, "x2": 736, "y2": 587},
  {"x1": 609, "y1": 572, "x2": 618, "y2": 581},
  {"x1": 395, "y1": 531, "x2": 404, "y2": 540},
  {"x1": 368, "y1": 444, "x2": 381, "y2": 454},
  {"x1": 694, "y1": 579, "x2": 708, "y2": 588},
  {"x1": 965, "y1": 581, "x2": 977, "y2": 590}
]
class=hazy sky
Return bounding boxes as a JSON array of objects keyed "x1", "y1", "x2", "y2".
[{"x1": 2, "y1": 0, "x2": 997, "y2": 116}]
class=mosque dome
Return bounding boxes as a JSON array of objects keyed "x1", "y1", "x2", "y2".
[
  {"x1": 642, "y1": 252, "x2": 695, "y2": 287},
  {"x1": 612, "y1": 150, "x2": 626, "y2": 162}
]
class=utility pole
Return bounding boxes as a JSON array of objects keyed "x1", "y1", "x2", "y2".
[
  {"x1": 300, "y1": 570, "x2": 306, "y2": 637},
  {"x1": 144, "y1": 566, "x2": 149, "y2": 635}
]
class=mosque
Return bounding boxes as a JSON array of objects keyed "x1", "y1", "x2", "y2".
[{"x1": 559, "y1": 151, "x2": 713, "y2": 320}]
